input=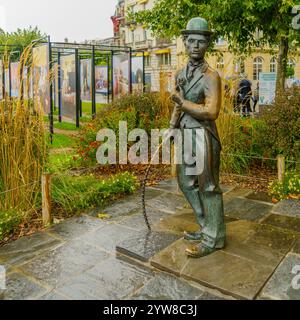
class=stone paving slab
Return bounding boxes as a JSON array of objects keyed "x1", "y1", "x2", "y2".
[
  {"x1": 181, "y1": 250, "x2": 273, "y2": 300},
  {"x1": 48, "y1": 216, "x2": 107, "y2": 241},
  {"x1": 38, "y1": 290, "x2": 69, "y2": 300},
  {"x1": 260, "y1": 253, "x2": 300, "y2": 300},
  {"x1": 116, "y1": 231, "x2": 180, "y2": 263},
  {"x1": 224, "y1": 188, "x2": 254, "y2": 199},
  {"x1": 117, "y1": 208, "x2": 171, "y2": 231},
  {"x1": 95, "y1": 189, "x2": 167, "y2": 219},
  {"x1": 19, "y1": 240, "x2": 110, "y2": 288},
  {"x1": 94, "y1": 195, "x2": 141, "y2": 218},
  {"x1": 151, "y1": 220, "x2": 296, "y2": 300},
  {"x1": 146, "y1": 193, "x2": 187, "y2": 214},
  {"x1": 53, "y1": 257, "x2": 154, "y2": 300},
  {"x1": 224, "y1": 198, "x2": 273, "y2": 221},
  {"x1": 226, "y1": 221, "x2": 296, "y2": 253},
  {"x1": 292, "y1": 239, "x2": 300, "y2": 255},
  {"x1": 151, "y1": 239, "x2": 190, "y2": 276},
  {"x1": 272, "y1": 200, "x2": 300, "y2": 217},
  {"x1": 2, "y1": 272, "x2": 48, "y2": 300},
  {"x1": 261, "y1": 214, "x2": 300, "y2": 235},
  {"x1": 154, "y1": 215, "x2": 200, "y2": 235},
  {"x1": 78, "y1": 224, "x2": 141, "y2": 253},
  {"x1": 129, "y1": 272, "x2": 205, "y2": 300},
  {"x1": 246, "y1": 191, "x2": 273, "y2": 204},
  {"x1": 0, "y1": 232, "x2": 63, "y2": 267}
]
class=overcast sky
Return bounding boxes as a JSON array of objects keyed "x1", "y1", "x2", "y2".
[{"x1": 0, "y1": 0, "x2": 116, "y2": 42}]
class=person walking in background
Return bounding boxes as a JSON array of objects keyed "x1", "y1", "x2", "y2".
[
  {"x1": 238, "y1": 76, "x2": 252, "y2": 117},
  {"x1": 252, "y1": 82, "x2": 259, "y2": 113}
]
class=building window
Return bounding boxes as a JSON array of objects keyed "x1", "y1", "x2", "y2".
[
  {"x1": 216, "y1": 38, "x2": 226, "y2": 46},
  {"x1": 144, "y1": 55, "x2": 151, "y2": 67},
  {"x1": 135, "y1": 34, "x2": 141, "y2": 42},
  {"x1": 253, "y1": 57, "x2": 263, "y2": 81},
  {"x1": 158, "y1": 53, "x2": 171, "y2": 66},
  {"x1": 270, "y1": 57, "x2": 277, "y2": 73},
  {"x1": 287, "y1": 59, "x2": 295, "y2": 79},
  {"x1": 216, "y1": 56, "x2": 224, "y2": 69}
]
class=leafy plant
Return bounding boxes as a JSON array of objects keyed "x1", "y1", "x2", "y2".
[
  {"x1": 51, "y1": 172, "x2": 139, "y2": 213},
  {"x1": 75, "y1": 92, "x2": 173, "y2": 165},
  {"x1": 255, "y1": 87, "x2": 300, "y2": 162},
  {"x1": 0, "y1": 210, "x2": 24, "y2": 241},
  {"x1": 269, "y1": 171, "x2": 300, "y2": 201}
]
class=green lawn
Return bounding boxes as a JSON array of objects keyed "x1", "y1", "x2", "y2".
[
  {"x1": 47, "y1": 133, "x2": 77, "y2": 149},
  {"x1": 81, "y1": 101, "x2": 106, "y2": 115},
  {"x1": 54, "y1": 122, "x2": 80, "y2": 131}
]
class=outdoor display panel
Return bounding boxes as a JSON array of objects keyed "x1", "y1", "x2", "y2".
[
  {"x1": 52, "y1": 62, "x2": 59, "y2": 108},
  {"x1": 10, "y1": 62, "x2": 20, "y2": 98},
  {"x1": 145, "y1": 73, "x2": 151, "y2": 93},
  {"x1": 22, "y1": 66, "x2": 28, "y2": 99},
  {"x1": 32, "y1": 44, "x2": 51, "y2": 114},
  {"x1": 95, "y1": 65, "x2": 108, "y2": 104},
  {"x1": 4, "y1": 68, "x2": 10, "y2": 96},
  {"x1": 81, "y1": 59, "x2": 92, "y2": 102},
  {"x1": 131, "y1": 56, "x2": 144, "y2": 93},
  {"x1": 0, "y1": 60, "x2": 3, "y2": 100},
  {"x1": 113, "y1": 52, "x2": 130, "y2": 99},
  {"x1": 259, "y1": 72, "x2": 277, "y2": 105},
  {"x1": 23, "y1": 67, "x2": 34, "y2": 100},
  {"x1": 60, "y1": 53, "x2": 77, "y2": 122}
]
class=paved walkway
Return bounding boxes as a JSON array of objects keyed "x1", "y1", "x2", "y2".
[{"x1": 0, "y1": 179, "x2": 299, "y2": 300}]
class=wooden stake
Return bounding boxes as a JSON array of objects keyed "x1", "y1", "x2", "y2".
[
  {"x1": 277, "y1": 155, "x2": 285, "y2": 184},
  {"x1": 171, "y1": 144, "x2": 177, "y2": 178},
  {"x1": 42, "y1": 173, "x2": 52, "y2": 226}
]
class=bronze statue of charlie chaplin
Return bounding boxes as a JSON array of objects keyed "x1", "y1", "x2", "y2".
[{"x1": 170, "y1": 17, "x2": 226, "y2": 258}]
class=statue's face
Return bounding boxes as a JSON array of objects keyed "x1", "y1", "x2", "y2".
[{"x1": 185, "y1": 34, "x2": 209, "y2": 61}]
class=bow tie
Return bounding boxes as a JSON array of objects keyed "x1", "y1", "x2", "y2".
[{"x1": 187, "y1": 60, "x2": 204, "y2": 82}]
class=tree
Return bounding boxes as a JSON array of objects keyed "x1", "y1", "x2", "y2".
[
  {"x1": 0, "y1": 26, "x2": 45, "y2": 60},
  {"x1": 131, "y1": 0, "x2": 300, "y2": 96}
]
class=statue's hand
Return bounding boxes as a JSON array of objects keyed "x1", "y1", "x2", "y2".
[{"x1": 171, "y1": 92, "x2": 183, "y2": 107}]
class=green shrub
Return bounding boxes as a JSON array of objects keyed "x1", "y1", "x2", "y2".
[
  {"x1": 75, "y1": 92, "x2": 173, "y2": 165},
  {"x1": 269, "y1": 171, "x2": 300, "y2": 201},
  {"x1": 51, "y1": 172, "x2": 139, "y2": 213},
  {"x1": 256, "y1": 87, "x2": 300, "y2": 162},
  {"x1": 0, "y1": 210, "x2": 23, "y2": 241}
]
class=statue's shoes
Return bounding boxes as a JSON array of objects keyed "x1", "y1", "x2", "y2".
[
  {"x1": 185, "y1": 244, "x2": 217, "y2": 258},
  {"x1": 184, "y1": 230, "x2": 203, "y2": 242}
]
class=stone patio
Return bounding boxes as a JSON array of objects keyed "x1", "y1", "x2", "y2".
[{"x1": 0, "y1": 179, "x2": 299, "y2": 300}]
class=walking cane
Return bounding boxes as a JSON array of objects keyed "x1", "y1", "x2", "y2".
[{"x1": 141, "y1": 86, "x2": 184, "y2": 231}]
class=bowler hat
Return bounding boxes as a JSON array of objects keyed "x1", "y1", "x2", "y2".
[{"x1": 182, "y1": 17, "x2": 213, "y2": 36}]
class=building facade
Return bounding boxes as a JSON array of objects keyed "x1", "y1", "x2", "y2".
[
  {"x1": 177, "y1": 38, "x2": 300, "y2": 88},
  {"x1": 111, "y1": 1, "x2": 300, "y2": 93},
  {"x1": 111, "y1": 0, "x2": 177, "y2": 92}
]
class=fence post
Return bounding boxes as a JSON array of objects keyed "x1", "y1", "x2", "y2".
[
  {"x1": 171, "y1": 145, "x2": 176, "y2": 178},
  {"x1": 277, "y1": 155, "x2": 285, "y2": 184},
  {"x1": 42, "y1": 173, "x2": 52, "y2": 226}
]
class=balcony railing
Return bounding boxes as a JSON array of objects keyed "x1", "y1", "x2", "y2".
[
  {"x1": 155, "y1": 37, "x2": 173, "y2": 47},
  {"x1": 134, "y1": 39, "x2": 153, "y2": 49}
]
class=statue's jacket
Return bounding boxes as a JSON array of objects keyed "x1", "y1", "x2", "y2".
[{"x1": 170, "y1": 61, "x2": 223, "y2": 194}]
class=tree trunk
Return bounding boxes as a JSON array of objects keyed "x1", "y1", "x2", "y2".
[{"x1": 276, "y1": 37, "x2": 289, "y2": 98}]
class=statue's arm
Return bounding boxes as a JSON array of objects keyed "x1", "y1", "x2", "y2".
[
  {"x1": 170, "y1": 70, "x2": 183, "y2": 128},
  {"x1": 181, "y1": 72, "x2": 222, "y2": 121}
]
